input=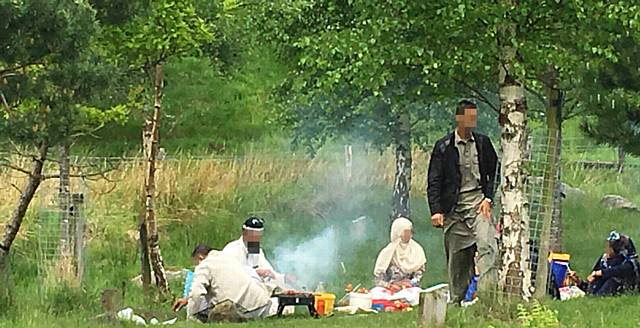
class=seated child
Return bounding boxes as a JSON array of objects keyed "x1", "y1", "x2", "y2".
[{"x1": 587, "y1": 231, "x2": 640, "y2": 296}]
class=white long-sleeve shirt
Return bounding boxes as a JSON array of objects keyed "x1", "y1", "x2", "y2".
[
  {"x1": 222, "y1": 238, "x2": 287, "y2": 288},
  {"x1": 186, "y1": 250, "x2": 276, "y2": 320}
]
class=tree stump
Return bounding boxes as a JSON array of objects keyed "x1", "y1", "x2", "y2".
[{"x1": 417, "y1": 284, "x2": 448, "y2": 327}]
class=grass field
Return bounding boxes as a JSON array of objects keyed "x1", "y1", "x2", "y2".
[{"x1": 0, "y1": 144, "x2": 639, "y2": 327}]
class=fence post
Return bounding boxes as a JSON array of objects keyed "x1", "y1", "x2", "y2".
[{"x1": 72, "y1": 193, "x2": 86, "y2": 282}]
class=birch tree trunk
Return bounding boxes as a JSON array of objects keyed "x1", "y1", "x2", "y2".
[
  {"x1": 391, "y1": 111, "x2": 412, "y2": 221},
  {"x1": 142, "y1": 63, "x2": 169, "y2": 296},
  {"x1": 497, "y1": 4, "x2": 532, "y2": 300},
  {"x1": 533, "y1": 68, "x2": 563, "y2": 299},
  {"x1": 0, "y1": 140, "x2": 49, "y2": 270},
  {"x1": 139, "y1": 216, "x2": 152, "y2": 296}
]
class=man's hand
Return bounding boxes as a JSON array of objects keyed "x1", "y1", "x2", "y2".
[
  {"x1": 477, "y1": 199, "x2": 492, "y2": 220},
  {"x1": 431, "y1": 213, "x2": 444, "y2": 228},
  {"x1": 399, "y1": 279, "x2": 413, "y2": 288},
  {"x1": 587, "y1": 270, "x2": 602, "y2": 283},
  {"x1": 256, "y1": 269, "x2": 276, "y2": 279},
  {"x1": 388, "y1": 283, "x2": 402, "y2": 293},
  {"x1": 172, "y1": 298, "x2": 188, "y2": 312}
]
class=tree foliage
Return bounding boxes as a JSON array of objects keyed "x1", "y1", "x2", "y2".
[
  {"x1": 580, "y1": 37, "x2": 640, "y2": 156},
  {"x1": 0, "y1": 0, "x2": 128, "y2": 149}
]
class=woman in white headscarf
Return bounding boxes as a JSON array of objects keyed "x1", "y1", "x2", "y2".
[{"x1": 373, "y1": 217, "x2": 427, "y2": 292}]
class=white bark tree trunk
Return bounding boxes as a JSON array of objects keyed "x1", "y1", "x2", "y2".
[
  {"x1": 497, "y1": 4, "x2": 532, "y2": 300},
  {"x1": 142, "y1": 63, "x2": 169, "y2": 296},
  {"x1": 139, "y1": 216, "x2": 152, "y2": 296}
]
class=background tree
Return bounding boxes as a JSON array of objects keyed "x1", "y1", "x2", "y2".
[
  {"x1": 0, "y1": 0, "x2": 127, "y2": 278},
  {"x1": 254, "y1": 0, "x2": 634, "y2": 299},
  {"x1": 103, "y1": 0, "x2": 213, "y2": 296},
  {"x1": 250, "y1": 0, "x2": 503, "y2": 221},
  {"x1": 580, "y1": 36, "x2": 640, "y2": 159}
]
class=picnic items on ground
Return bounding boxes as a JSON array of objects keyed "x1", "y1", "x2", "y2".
[
  {"x1": 547, "y1": 252, "x2": 580, "y2": 299},
  {"x1": 348, "y1": 291, "x2": 372, "y2": 309},
  {"x1": 337, "y1": 281, "x2": 443, "y2": 314},
  {"x1": 271, "y1": 291, "x2": 336, "y2": 317},
  {"x1": 274, "y1": 292, "x2": 318, "y2": 317},
  {"x1": 116, "y1": 308, "x2": 177, "y2": 326},
  {"x1": 558, "y1": 286, "x2": 586, "y2": 301}
]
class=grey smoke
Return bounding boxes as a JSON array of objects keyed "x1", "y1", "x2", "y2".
[
  {"x1": 272, "y1": 227, "x2": 339, "y2": 290},
  {"x1": 271, "y1": 215, "x2": 375, "y2": 290}
]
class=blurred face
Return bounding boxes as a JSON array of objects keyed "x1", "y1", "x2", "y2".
[
  {"x1": 401, "y1": 229, "x2": 412, "y2": 243},
  {"x1": 605, "y1": 244, "x2": 614, "y2": 258},
  {"x1": 243, "y1": 229, "x2": 263, "y2": 244},
  {"x1": 455, "y1": 107, "x2": 478, "y2": 130},
  {"x1": 192, "y1": 254, "x2": 206, "y2": 266}
]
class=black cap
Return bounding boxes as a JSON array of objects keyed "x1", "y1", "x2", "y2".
[{"x1": 243, "y1": 216, "x2": 264, "y2": 231}]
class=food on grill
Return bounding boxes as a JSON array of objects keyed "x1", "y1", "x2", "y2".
[
  {"x1": 280, "y1": 289, "x2": 311, "y2": 296},
  {"x1": 357, "y1": 287, "x2": 369, "y2": 294}
]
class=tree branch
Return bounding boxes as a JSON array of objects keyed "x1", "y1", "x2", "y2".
[
  {"x1": 43, "y1": 165, "x2": 117, "y2": 182},
  {"x1": 9, "y1": 183, "x2": 23, "y2": 194},
  {"x1": 0, "y1": 62, "x2": 43, "y2": 78},
  {"x1": 453, "y1": 78, "x2": 500, "y2": 113},
  {"x1": 1, "y1": 163, "x2": 34, "y2": 177},
  {"x1": 564, "y1": 101, "x2": 584, "y2": 120},
  {"x1": 525, "y1": 85, "x2": 548, "y2": 107},
  {"x1": 7, "y1": 140, "x2": 43, "y2": 162},
  {"x1": 0, "y1": 91, "x2": 9, "y2": 111}
]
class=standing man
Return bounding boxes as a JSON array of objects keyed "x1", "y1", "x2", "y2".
[{"x1": 427, "y1": 100, "x2": 499, "y2": 305}]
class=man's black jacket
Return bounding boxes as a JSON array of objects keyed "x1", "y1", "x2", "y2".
[{"x1": 427, "y1": 131, "x2": 498, "y2": 216}]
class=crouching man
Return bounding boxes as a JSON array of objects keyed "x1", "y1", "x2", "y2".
[{"x1": 186, "y1": 247, "x2": 276, "y2": 323}]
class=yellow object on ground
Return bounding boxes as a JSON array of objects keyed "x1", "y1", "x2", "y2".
[
  {"x1": 548, "y1": 252, "x2": 570, "y2": 262},
  {"x1": 314, "y1": 293, "x2": 336, "y2": 316}
]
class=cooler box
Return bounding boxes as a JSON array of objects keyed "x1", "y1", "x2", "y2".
[
  {"x1": 349, "y1": 292, "x2": 372, "y2": 309},
  {"x1": 314, "y1": 293, "x2": 336, "y2": 316}
]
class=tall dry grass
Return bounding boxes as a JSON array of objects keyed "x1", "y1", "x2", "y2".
[{"x1": 0, "y1": 148, "x2": 431, "y2": 242}]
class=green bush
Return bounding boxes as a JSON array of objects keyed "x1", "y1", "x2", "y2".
[{"x1": 517, "y1": 301, "x2": 559, "y2": 328}]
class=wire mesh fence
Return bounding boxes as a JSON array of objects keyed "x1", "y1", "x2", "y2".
[
  {"x1": 491, "y1": 129, "x2": 563, "y2": 300},
  {"x1": 524, "y1": 131, "x2": 563, "y2": 293},
  {"x1": 36, "y1": 170, "x2": 89, "y2": 290}
]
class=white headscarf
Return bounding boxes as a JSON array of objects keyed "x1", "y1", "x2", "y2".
[{"x1": 373, "y1": 217, "x2": 427, "y2": 276}]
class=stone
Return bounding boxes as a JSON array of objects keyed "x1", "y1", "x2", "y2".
[
  {"x1": 560, "y1": 183, "x2": 586, "y2": 199},
  {"x1": 601, "y1": 195, "x2": 639, "y2": 211}
]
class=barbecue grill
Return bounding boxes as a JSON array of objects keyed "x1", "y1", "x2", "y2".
[{"x1": 275, "y1": 293, "x2": 317, "y2": 317}]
